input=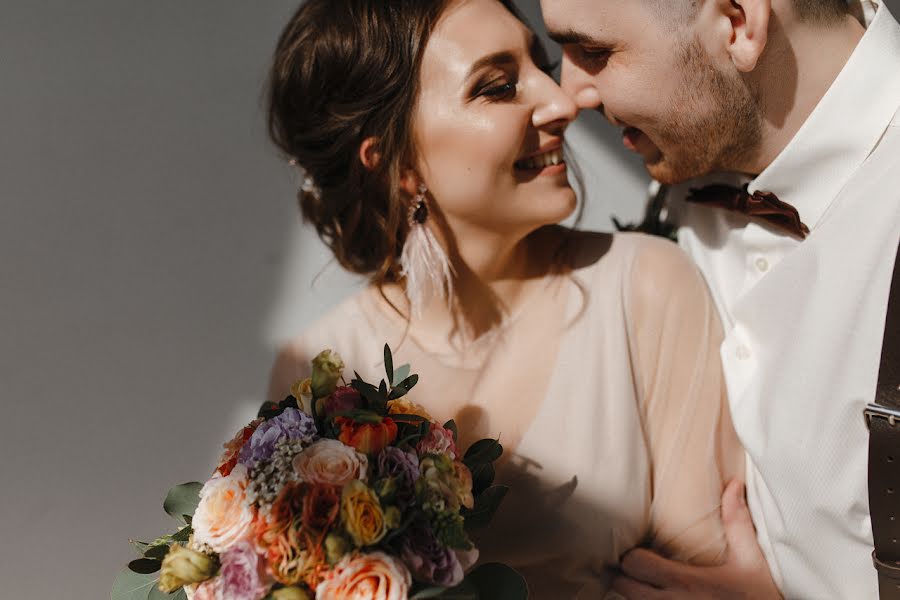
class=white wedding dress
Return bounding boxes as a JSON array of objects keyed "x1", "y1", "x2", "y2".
[{"x1": 270, "y1": 231, "x2": 743, "y2": 598}]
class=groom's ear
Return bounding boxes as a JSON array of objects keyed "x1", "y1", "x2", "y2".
[{"x1": 718, "y1": 0, "x2": 771, "y2": 72}]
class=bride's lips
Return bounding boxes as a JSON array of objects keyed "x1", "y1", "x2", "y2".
[{"x1": 514, "y1": 141, "x2": 567, "y2": 177}]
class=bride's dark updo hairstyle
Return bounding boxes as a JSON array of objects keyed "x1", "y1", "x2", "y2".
[{"x1": 267, "y1": 0, "x2": 523, "y2": 285}]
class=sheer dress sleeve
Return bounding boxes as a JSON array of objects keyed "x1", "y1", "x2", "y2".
[{"x1": 624, "y1": 236, "x2": 744, "y2": 565}]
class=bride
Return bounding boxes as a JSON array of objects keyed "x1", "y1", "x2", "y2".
[{"x1": 265, "y1": 0, "x2": 743, "y2": 596}]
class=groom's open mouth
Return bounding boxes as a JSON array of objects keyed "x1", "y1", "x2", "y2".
[
  {"x1": 622, "y1": 126, "x2": 663, "y2": 163},
  {"x1": 514, "y1": 144, "x2": 566, "y2": 176},
  {"x1": 622, "y1": 126, "x2": 646, "y2": 152}
]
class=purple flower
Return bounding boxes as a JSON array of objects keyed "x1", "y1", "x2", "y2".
[
  {"x1": 218, "y1": 541, "x2": 270, "y2": 600},
  {"x1": 376, "y1": 446, "x2": 420, "y2": 510},
  {"x1": 400, "y1": 520, "x2": 464, "y2": 587},
  {"x1": 238, "y1": 408, "x2": 317, "y2": 467}
]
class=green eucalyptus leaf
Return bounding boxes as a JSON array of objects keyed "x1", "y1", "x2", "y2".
[
  {"x1": 163, "y1": 482, "x2": 203, "y2": 524},
  {"x1": 465, "y1": 563, "x2": 528, "y2": 600},
  {"x1": 429, "y1": 578, "x2": 479, "y2": 599},
  {"x1": 462, "y1": 485, "x2": 509, "y2": 529},
  {"x1": 171, "y1": 525, "x2": 192, "y2": 543},
  {"x1": 388, "y1": 374, "x2": 419, "y2": 399},
  {"x1": 384, "y1": 344, "x2": 394, "y2": 384},
  {"x1": 462, "y1": 439, "x2": 503, "y2": 468},
  {"x1": 131, "y1": 540, "x2": 151, "y2": 555},
  {"x1": 110, "y1": 569, "x2": 158, "y2": 600},
  {"x1": 143, "y1": 544, "x2": 170, "y2": 561},
  {"x1": 469, "y1": 462, "x2": 495, "y2": 495},
  {"x1": 351, "y1": 378, "x2": 382, "y2": 407},
  {"x1": 148, "y1": 584, "x2": 186, "y2": 600},
  {"x1": 390, "y1": 414, "x2": 429, "y2": 424},
  {"x1": 128, "y1": 558, "x2": 162, "y2": 574},
  {"x1": 392, "y1": 364, "x2": 411, "y2": 387},
  {"x1": 410, "y1": 586, "x2": 456, "y2": 599}
]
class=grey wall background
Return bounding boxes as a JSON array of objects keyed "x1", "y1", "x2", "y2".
[{"x1": 2, "y1": 1, "x2": 892, "y2": 598}]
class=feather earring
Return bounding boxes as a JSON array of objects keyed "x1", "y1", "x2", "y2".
[{"x1": 399, "y1": 183, "x2": 454, "y2": 317}]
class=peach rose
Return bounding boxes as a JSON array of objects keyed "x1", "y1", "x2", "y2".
[
  {"x1": 293, "y1": 439, "x2": 368, "y2": 487},
  {"x1": 192, "y1": 464, "x2": 256, "y2": 553},
  {"x1": 315, "y1": 552, "x2": 411, "y2": 600},
  {"x1": 336, "y1": 417, "x2": 398, "y2": 455}
]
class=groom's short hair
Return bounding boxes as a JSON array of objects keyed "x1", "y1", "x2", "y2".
[
  {"x1": 650, "y1": 0, "x2": 848, "y2": 25},
  {"x1": 793, "y1": 0, "x2": 850, "y2": 23}
]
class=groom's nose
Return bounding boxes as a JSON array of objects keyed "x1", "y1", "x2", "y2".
[{"x1": 559, "y1": 54, "x2": 603, "y2": 111}]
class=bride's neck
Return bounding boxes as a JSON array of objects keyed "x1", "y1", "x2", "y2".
[{"x1": 390, "y1": 226, "x2": 564, "y2": 343}]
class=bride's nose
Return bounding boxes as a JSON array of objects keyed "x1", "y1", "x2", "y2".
[{"x1": 531, "y1": 72, "x2": 578, "y2": 129}]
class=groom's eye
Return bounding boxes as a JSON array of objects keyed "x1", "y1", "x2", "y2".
[{"x1": 575, "y1": 46, "x2": 612, "y2": 66}]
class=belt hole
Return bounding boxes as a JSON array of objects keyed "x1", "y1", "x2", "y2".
[{"x1": 890, "y1": 456, "x2": 895, "y2": 463}]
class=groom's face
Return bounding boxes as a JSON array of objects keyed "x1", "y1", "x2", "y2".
[{"x1": 541, "y1": 0, "x2": 761, "y2": 184}]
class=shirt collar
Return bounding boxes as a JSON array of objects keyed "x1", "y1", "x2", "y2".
[{"x1": 749, "y1": 0, "x2": 900, "y2": 232}]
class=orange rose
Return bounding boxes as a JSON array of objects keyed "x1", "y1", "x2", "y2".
[
  {"x1": 216, "y1": 419, "x2": 263, "y2": 477},
  {"x1": 315, "y1": 552, "x2": 411, "y2": 600},
  {"x1": 335, "y1": 417, "x2": 398, "y2": 455},
  {"x1": 302, "y1": 483, "x2": 341, "y2": 532},
  {"x1": 255, "y1": 482, "x2": 327, "y2": 588},
  {"x1": 386, "y1": 398, "x2": 434, "y2": 421}
]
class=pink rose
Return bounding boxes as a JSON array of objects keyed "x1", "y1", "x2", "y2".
[
  {"x1": 293, "y1": 439, "x2": 368, "y2": 487},
  {"x1": 315, "y1": 552, "x2": 411, "y2": 600},
  {"x1": 218, "y1": 541, "x2": 271, "y2": 600},
  {"x1": 192, "y1": 465, "x2": 256, "y2": 553},
  {"x1": 186, "y1": 580, "x2": 217, "y2": 600},
  {"x1": 416, "y1": 423, "x2": 458, "y2": 460}
]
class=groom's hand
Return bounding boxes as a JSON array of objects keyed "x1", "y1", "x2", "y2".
[{"x1": 611, "y1": 480, "x2": 782, "y2": 599}]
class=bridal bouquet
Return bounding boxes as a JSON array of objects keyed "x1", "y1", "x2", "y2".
[{"x1": 112, "y1": 346, "x2": 526, "y2": 600}]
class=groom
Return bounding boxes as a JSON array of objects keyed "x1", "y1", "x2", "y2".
[{"x1": 540, "y1": 0, "x2": 900, "y2": 597}]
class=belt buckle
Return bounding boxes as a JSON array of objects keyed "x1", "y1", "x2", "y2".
[{"x1": 864, "y1": 403, "x2": 900, "y2": 429}]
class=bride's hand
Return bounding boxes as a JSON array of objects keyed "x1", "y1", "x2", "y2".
[{"x1": 610, "y1": 480, "x2": 783, "y2": 599}]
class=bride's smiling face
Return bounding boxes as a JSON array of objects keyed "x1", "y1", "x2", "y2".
[{"x1": 412, "y1": 0, "x2": 578, "y2": 241}]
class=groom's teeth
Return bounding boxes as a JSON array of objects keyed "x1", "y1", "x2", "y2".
[{"x1": 517, "y1": 149, "x2": 564, "y2": 170}]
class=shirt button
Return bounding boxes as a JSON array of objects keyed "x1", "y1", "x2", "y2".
[
  {"x1": 755, "y1": 257, "x2": 770, "y2": 272},
  {"x1": 736, "y1": 345, "x2": 752, "y2": 360}
]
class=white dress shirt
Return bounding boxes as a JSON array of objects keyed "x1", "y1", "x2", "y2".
[{"x1": 663, "y1": 2, "x2": 900, "y2": 597}]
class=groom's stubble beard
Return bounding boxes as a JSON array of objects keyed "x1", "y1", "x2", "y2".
[{"x1": 648, "y1": 36, "x2": 763, "y2": 184}]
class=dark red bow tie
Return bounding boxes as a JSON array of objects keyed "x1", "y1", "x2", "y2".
[{"x1": 686, "y1": 184, "x2": 810, "y2": 239}]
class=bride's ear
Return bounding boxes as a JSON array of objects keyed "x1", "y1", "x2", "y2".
[
  {"x1": 718, "y1": 0, "x2": 771, "y2": 72},
  {"x1": 359, "y1": 136, "x2": 381, "y2": 171}
]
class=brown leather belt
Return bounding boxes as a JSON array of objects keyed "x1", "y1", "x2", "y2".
[{"x1": 867, "y1": 239, "x2": 900, "y2": 599}]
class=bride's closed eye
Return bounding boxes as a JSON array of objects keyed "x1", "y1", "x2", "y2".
[{"x1": 471, "y1": 72, "x2": 519, "y2": 102}]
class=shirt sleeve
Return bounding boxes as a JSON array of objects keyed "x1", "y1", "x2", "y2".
[{"x1": 624, "y1": 235, "x2": 744, "y2": 565}]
